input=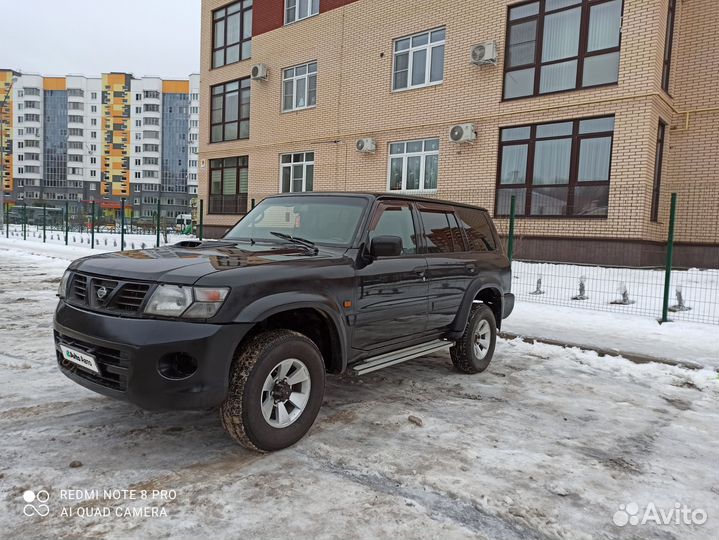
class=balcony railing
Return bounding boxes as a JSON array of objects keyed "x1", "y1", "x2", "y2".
[{"x1": 209, "y1": 194, "x2": 248, "y2": 215}]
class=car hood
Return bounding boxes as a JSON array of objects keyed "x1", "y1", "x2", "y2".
[{"x1": 70, "y1": 240, "x2": 344, "y2": 285}]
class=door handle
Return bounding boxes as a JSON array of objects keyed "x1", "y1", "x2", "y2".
[
  {"x1": 465, "y1": 263, "x2": 477, "y2": 274},
  {"x1": 413, "y1": 266, "x2": 426, "y2": 277}
]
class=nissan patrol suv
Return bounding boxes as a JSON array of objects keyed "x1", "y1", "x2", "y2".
[{"x1": 54, "y1": 193, "x2": 514, "y2": 451}]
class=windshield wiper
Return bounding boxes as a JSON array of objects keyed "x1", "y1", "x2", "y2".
[{"x1": 270, "y1": 231, "x2": 318, "y2": 253}]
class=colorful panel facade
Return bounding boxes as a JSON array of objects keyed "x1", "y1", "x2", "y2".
[
  {"x1": 101, "y1": 73, "x2": 131, "y2": 198},
  {"x1": 1, "y1": 70, "x2": 15, "y2": 193}
]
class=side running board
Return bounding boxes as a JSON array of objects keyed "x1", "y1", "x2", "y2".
[{"x1": 350, "y1": 340, "x2": 452, "y2": 376}]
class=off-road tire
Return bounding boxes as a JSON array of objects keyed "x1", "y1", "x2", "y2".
[
  {"x1": 220, "y1": 330, "x2": 325, "y2": 452},
  {"x1": 450, "y1": 304, "x2": 497, "y2": 374}
]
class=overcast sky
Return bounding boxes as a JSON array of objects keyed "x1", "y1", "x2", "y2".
[{"x1": 2, "y1": 0, "x2": 201, "y2": 79}]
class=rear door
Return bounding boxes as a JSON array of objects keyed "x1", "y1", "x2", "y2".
[
  {"x1": 352, "y1": 200, "x2": 429, "y2": 351},
  {"x1": 417, "y1": 203, "x2": 474, "y2": 331}
]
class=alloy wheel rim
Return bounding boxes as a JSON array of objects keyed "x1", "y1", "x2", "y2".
[
  {"x1": 472, "y1": 319, "x2": 491, "y2": 359},
  {"x1": 261, "y1": 358, "x2": 311, "y2": 428}
]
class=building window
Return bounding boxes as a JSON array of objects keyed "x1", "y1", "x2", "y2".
[
  {"x1": 210, "y1": 78, "x2": 251, "y2": 143},
  {"x1": 285, "y1": 0, "x2": 319, "y2": 25},
  {"x1": 393, "y1": 28, "x2": 445, "y2": 91},
  {"x1": 496, "y1": 116, "x2": 614, "y2": 217},
  {"x1": 143, "y1": 130, "x2": 160, "y2": 139},
  {"x1": 209, "y1": 156, "x2": 249, "y2": 214},
  {"x1": 144, "y1": 90, "x2": 160, "y2": 99},
  {"x1": 282, "y1": 62, "x2": 317, "y2": 111},
  {"x1": 144, "y1": 103, "x2": 159, "y2": 112},
  {"x1": 212, "y1": 0, "x2": 253, "y2": 68},
  {"x1": 280, "y1": 152, "x2": 314, "y2": 192},
  {"x1": 503, "y1": 0, "x2": 623, "y2": 100},
  {"x1": 388, "y1": 138, "x2": 439, "y2": 192},
  {"x1": 651, "y1": 121, "x2": 666, "y2": 222},
  {"x1": 662, "y1": 0, "x2": 676, "y2": 93}
]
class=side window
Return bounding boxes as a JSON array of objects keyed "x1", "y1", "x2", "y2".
[
  {"x1": 455, "y1": 207, "x2": 497, "y2": 252},
  {"x1": 419, "y1": 207, "x2": 465, "y2": 253},
  {"x1": 368, "y1": 202, "x2": 418, "y2": 255}
]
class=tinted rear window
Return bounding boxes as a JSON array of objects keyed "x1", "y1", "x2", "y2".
[
  {"x1": 419, "y1": 207, "x2": 466, "y2": 253},
  {"x1": 455, "y1": 207, "x2": 496, "y2": 252}
]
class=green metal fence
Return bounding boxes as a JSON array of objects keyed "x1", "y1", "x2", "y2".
[
  {"x1": 3, "y1": 200, "x2": 199, "y2": 251},
  {"x1": 504, "y1": 193, "x2": 718, "y2": 325}
]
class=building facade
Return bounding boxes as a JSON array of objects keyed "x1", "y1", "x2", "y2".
[
  {"x1": 198, "y1": 0, "x2": 718, "y2": 267},
  {"x1": 0, "y1": 71, "x2": 201, "y2": 219}
]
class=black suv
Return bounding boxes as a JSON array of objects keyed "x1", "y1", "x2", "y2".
[{"x1": 54, "y1": 193, "x2": 514, "y2": 451}]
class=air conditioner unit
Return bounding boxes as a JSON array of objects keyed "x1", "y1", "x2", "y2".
[
  {"x1": 356, "y1": 138, "x2": 376, "y2": 153},
  {"x1": 449, "y1": 123, "x2": 477, "y2": 143},
  {"x1": 251, "y1": 64, "x2": 268, "y2": 80},
  {"x1": 470, "y1": 41, "x2": 498, "y2": 65}
]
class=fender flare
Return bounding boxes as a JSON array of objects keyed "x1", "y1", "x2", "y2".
[
  {"x1": 451, "y1": 280, "x2": 505, "y2": 334},
  {"x1": 234, "y1": 292, "x2": 349, "y2": 371}
]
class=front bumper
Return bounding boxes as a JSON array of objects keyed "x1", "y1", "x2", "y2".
[{"x1": 53, "y1": 301, "x2": 252, "y2": 410}]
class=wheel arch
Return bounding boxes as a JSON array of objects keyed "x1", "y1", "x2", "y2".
[
  {"x1": 451, "y1": 281, "x2": 504, "y2": 334},
  {"x1": 235, "y1": 297, "x2": 348, "y2": 374}
]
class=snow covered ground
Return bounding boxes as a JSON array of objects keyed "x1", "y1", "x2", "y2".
[{"x1": 1, "y1": 244, "x2": 718, "y2": 539}]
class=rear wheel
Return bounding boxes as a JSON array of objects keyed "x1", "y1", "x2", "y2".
[
  {"x1": 221, "y1": 330, "x2": 325, "y2": 452},
  {"x1": 450, "y1": 304, "x2": 497, "y2": 374}
]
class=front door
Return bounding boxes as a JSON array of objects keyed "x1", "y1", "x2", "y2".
[{"x1": 352, "y1": 201, "x2": 428, "y2": 352}]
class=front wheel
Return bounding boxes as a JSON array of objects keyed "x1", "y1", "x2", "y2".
[
  {"x1": 450, "y1": 304, "x2": 497, "y2": 374},
  {"x1": 221, "y1": 330, "x2": 325, "y2": 452}
]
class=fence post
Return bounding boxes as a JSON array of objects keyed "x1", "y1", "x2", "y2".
[
  {"x1": 64, "y1": 200, "x2": 69, "y2": 245},
  {"x1": 199, "y1": 199, "x2": 204, "y2": 241},
  {"x1": 42, "y1": 203, "x2": 46, "y2": 243},
  {"x1": 120, "y1": 197, "x2": 126, "y2": 251},
  {"x1": 661, "y1": 193, "x2": 678, "y2": 323},
  {"x1": 156, "y1": 198, "x2": 161, "y2": 247},
  {"x1": 507, "y1": 195, "x2": 516, "y2": 263},
  {"x1": 22, "y1": 202, "x2": 27, "y2": 240},
  {"x1": 5, "y1": 202, "x2": 8, "y2": 238},
  {"x1": 90, "y1": 200, "x2": 95, "y2": 249}
]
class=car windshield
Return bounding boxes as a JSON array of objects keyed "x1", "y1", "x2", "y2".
[{"x1": 224, "y1": 195, "x2": 367, "y2": 246}]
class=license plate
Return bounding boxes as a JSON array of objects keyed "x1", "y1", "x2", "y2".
[{"x1": 60, "y1": 344, "x2": 100, "y2": 374}]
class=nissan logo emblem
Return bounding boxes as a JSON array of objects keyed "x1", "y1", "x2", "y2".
[{"x1": 96, "y1": 286, "x2": 108, "y2": 300}]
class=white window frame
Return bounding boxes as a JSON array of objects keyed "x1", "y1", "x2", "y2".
[
  {"x1": 392, "y1": 27, "x2": 446, "y2": 92},
  {"x1": 387, "y1": 138, "x2": 440, "y2": 192},
  {"x1": 282, "y1": 62, "x2": 317, "y2": 112},
  {"x1": 285, "y1": 0, "x2": 319, "y2": 25},
  {"x1": 280, "y1": 151, "x2": 315, "y2": 193}
]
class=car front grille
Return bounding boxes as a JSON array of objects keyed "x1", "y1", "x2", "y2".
[
  {"x1": 55, "y1": 331, "x2": 129, "y2": 391},
  {"x1": 68, "y1": 272, "x2": 153, "y2": 315}
]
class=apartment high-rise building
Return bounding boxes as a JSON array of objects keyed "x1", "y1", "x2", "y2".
[
  {"x1": 198, "y1": 0, "x2": 719, "y2": 267},
  {"x1": 0, "y1": 70, "x2": 200, "y2": 218}
]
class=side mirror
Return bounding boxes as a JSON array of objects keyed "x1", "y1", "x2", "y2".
[{"x1": 370, "y1": 235, "x2": 402, "y2": 258}]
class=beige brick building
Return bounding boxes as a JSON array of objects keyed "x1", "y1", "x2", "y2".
[{"x1": 199, "y1": 0, "x2": 719, "y2": 267}]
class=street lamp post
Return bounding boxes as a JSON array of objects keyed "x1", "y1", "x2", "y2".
[{"x1": 0, "y1": 75, "x2": 18, "y2": 228}]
